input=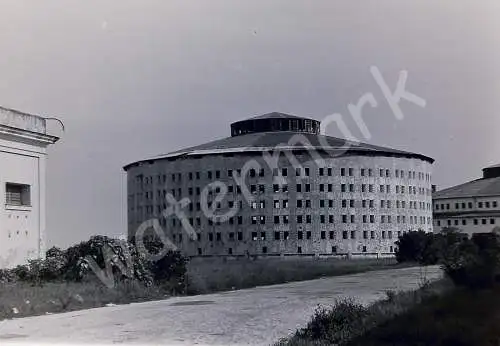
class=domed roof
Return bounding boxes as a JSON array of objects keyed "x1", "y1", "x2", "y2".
[{"x1": 123, "y1": 112, "x2": 433, "y2": 170}]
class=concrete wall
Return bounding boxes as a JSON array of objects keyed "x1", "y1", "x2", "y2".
[
  {"x1": 0, "y1": 107, "x2": 46, "y2": 134},
  {"x1": 127, "y1": 151, "x2": 433, "y2": 257}
]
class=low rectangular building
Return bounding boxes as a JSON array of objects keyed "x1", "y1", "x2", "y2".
[{"x1": 433, "y1": 165, "x2": 500, "y2": 236}]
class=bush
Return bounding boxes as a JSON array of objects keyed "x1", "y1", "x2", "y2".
[
  {"x1": 0, "y1": 269, "x2": 17, "y2": 284},
  {"x1": 0, "y1": 235, "x2": 188, "y2": 292},
  {"x1": 14, "y1": 258, "x2": 65, "y2": 285},
  {"x1": 278, "y1": 280, "x2": 450, "y2": 346},
  {"x1": 395, "y1": 231, "x2": 438, "y2": 265},
  {"x1": 295, "y1": 300, "x2": 368, "y2": 344},
  {"x1": 395, "y1": 229, "x2": 467, "y2": 266},
  {"x1": 150, "y1": 251, "x2": 188, "y2": 293},
  {"x1": 395, "y1": 229, "x2": 500, "y2": 288},
  {"x1": 130, "y1": 234, "x2": 189, "y2": 293},
  {"x1": 442, "y1": 232, "x2": 500, "y2": 288}
]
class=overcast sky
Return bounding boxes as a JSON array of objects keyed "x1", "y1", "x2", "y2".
[{"x1": 1, "y1": 1, "x2": 499, "y2": 247}]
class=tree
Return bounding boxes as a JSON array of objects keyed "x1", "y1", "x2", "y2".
[{"x1": 395, "y1": 230, "x2": 436, "y2": 264}]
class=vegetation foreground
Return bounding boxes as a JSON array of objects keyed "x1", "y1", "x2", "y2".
[
  {"x1": 0, "y1": 235, "x2": 401, "y2": 320},
  {"x1": 278, "y1": 229, "x2": 500, "y2": 346}
]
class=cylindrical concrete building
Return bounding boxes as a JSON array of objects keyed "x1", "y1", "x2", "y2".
[{"x1": 124, "y1": 112, "x2": 434, "y2": 257}]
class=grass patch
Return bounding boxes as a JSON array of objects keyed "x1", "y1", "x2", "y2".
[
  {"x1": 186, "y1": 257, "x2": 407, "y2": 295},
  {"x1": 348, "y1": 285, "x2": 500, "y2": 346},
  {"x1": 276, "y1": 277, "x2": 451, "y2": 346},
  {"x1": 0, "y1": 280, "x2": 169, "y2": 320}
]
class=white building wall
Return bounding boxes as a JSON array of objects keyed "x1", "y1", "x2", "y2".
[
  {"x1": 433, "y1": 195, "x2": 500, "y2": 237},
  {"x1": 0, "y1": 107, "x2": 57, "y2": 268}
]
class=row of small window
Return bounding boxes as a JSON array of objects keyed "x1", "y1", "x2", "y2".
[
  {"x1": 436, "y1": 218, "x2": 497, "y2": 227},
  {"x1": 435, "y1": 201, "x2": 499, "y2": 211},
  {"x1": 135, "y1": 197, "x2": 431, "y2": 216},
  {"x1": 263, "y1": 199, "x2": 428, "y2": 210},
  {"x1": 158, "y1": 214, "x2": 430, "y2": 228},
  {"x1": 341, "y1": 168, "x2": 429, "y2": 181},
  {"x1": 249, "y1": 183, "x2": 426, "y2": 195},
  {"x1": 146, "y1": 199, "x2": 428, "y2": 212},
  {"x1": 337, "y1": 215, "x2": 430, "y2": 225},
  {"x1": 194, "y1": 245, "x2": 395, "y2": 256},
  {"x1": 135, "y1": 183, "x2": 430, "y2": 201},
  {"x1": 137, "y1": 167, "x2": 431, "y2": 185},
  {"x1": 172, "y1": 230, "x2": 403, "y2": 243}
]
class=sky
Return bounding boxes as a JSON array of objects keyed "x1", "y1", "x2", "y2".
[{"x1": 0, "y1": 0, "x2": 499, "y2": 248}]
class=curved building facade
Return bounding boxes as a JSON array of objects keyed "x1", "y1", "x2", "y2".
[{"x1": 124, "y1": 113, "x2": 434, "y2": 257}]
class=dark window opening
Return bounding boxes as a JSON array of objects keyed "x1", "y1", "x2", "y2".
[{"x1": 5, "y1": 183, "x2": 31, "y2": 206}]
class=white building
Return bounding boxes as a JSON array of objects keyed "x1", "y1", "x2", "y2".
[
  {"x1": 433, "y1": 164, "x2": 500, "y2": 236},
  {"x1": 0, "y1": 106, "x2": 59, "y2": 268}
]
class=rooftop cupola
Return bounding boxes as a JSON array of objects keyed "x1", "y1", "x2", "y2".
[
  {"x1": 483, "y1": 164, "x2": 500, "y2": 179},
  {"x1": 230, "y1": 112, "x2": 320, "y2": 137}
]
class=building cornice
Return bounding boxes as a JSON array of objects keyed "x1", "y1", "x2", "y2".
[
  {"x1": 433, "y1": 194, "x2": 500, "y2": 200},
  {"x1": 434, "y1": 210, "x2": 500, "y2": 218},
  {"x1": 0, "y1": 124, "x2": 59, "y2": 145}
]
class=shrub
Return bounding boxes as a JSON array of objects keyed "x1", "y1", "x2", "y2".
[
  {"x1": 16, "y1": 258, "x2": 66, "y2": 284},
  {"x1": 279, "y1": 280, "x2": 450, "y2": 346},
  {"x1": 395, "y1": 231, "x2": 438, "y2": 265},
  {"x1": 150, "y1": 250, "x2": 188, "y2": 294},
  {"x1": 0, "y1": 269, "x2": 17, "y2": 284},
  {"x1": 11, "y1": 264, "x2": 30, "y2": 281},
  {"x1": 0, "y1": 235, "x2": 188, "y2": 291},
  {"x1": 64, "y1": 235, "x2": 155, "y2": 286},
  {"x1": 395, "y1": 229, "x2": 468, "y2": 266},
  {"x1": 130, "y1": 234, "x2": 189, "y2": 293},
  {"x1": 295, "y1": 300, "x2": 368, "y2": 344},
  {"x1": 442, "y1": 232, "x2": 500, "y2": 288}
]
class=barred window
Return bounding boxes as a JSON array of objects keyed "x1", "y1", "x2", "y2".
[{"x1": 5, "y1": 183, "x2": 31, "y2": 206}]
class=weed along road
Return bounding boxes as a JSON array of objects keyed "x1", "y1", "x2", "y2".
[{"x1": 0, "y1": 266, "x2": 442, "y2": 345}]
